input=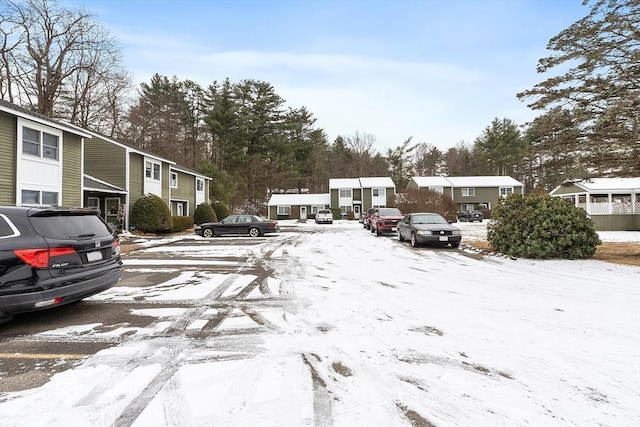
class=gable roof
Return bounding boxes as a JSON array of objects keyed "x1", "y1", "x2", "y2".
[
  {"x1": 410, "y1": 176, "x2": 452, "y2": 187},
  {"x1": 552, "y1": 178, "x2": 640, "y2": 193},
  {"x1": 0, "y1": 99, "x2": 91, "y2": 138},
  {"x1": 171, "y1": 164, "x2": 211, "y2": 181},
  {"x1": 268, "y1": 193, "x2": 330, "y2": 206},
  {"x1": 444, "y1": 176, "x2": 524, "y2": 187},
  {"x1": 329, "y1": 178, "x2": 361, "y2": 189},
  {"x1": 83, "y1": 174, "x2": 127, "y2": 194},
  {"x1": 359, "y1": 177, "x2": 395, "y2": 188}
]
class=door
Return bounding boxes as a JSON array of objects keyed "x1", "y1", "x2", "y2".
[
  {"x1": 354, "y1": 205, "x2": 360, "y2": 219},
  {"x1": 300, "y1": 206, "x2": 307, "y2": 219},
  {"x1": 105, "y1": 198, "x2": 120, "y2": 229}
]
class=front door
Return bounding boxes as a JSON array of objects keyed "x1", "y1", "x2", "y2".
[
  {"x1": 105, "y1": 198, "x2": 121, "y2": 229},
  {"x1": 354, "y1": 205, "x2": 360, "y2": 218},
  {"x1": 300, "y1": 206, "x2": 307, "y2": 219}
]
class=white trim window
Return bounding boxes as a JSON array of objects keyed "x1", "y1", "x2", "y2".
[
  {"x1": 461, "y1": 187, "x2": 475, "y2": 197},
  {"x1": 372, "y1": 188, "x2": 386, "y2": 197},
  {"x1": 145, "y1": 160, "x2": 161, "y2": 181},
  {"x1": 170, "y1": 172, "x2": 178, "y2": 188},
  {"x1": 21, "y1": 189, "x2": 59, "y2": 206},
  {"x1": 340, "y1": 206, "x2": 352, "y2": 214},
  {"x1": 277, "y1": 206, "x2": 290, "y2": 215},
  {"x1": 339, "y1": 189, "x2": 352, "y2": 198},
  {"x1": 196, "y1": 178, "x2": 204, "y2": 192},
  {"x1": 499, "y1": 187, "x2": 514, "y2": 197},
  {"x1": 21, "y1": 124, "x2": 61, "y2": 161}
]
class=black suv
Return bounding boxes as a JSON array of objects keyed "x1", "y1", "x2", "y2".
[
  {"x1": 0, "y1": 206, "x2": 123, "y2": 323},
  {"x1": 458, "y1": 210, "x2": 484, "y2": 222}
]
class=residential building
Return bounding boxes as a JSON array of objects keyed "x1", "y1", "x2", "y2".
[
  {"x1": 550, "y1": 178, "x2": 640, "y2": 231},
  {"x1": 407, "y1": 176, "x2": 524, "y2": 212},
  {"x1": 0, "y1": 99, "x2": 91, "y2": 208},
  {"x1": 267, "y1": 193, "x2": 330, "y2": 220}
]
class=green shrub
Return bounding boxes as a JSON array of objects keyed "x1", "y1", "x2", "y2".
[
  {"x1": 171, "y1": 216, "x2": 193, "y2": 232},
  {"x1": 193, "y1": 203, "x2": 217, "y2": 225},
  {"x1": 330, "y1": 208, "x2": 341, "y2": 220},
  {"x1": 130, "y1": 194, "x2": 172, "y2": 233},
  {"x1": 211, "y1": 201, "x2": 229, "y2": 221},
  {"x1": 487, "y1": 194, "x2": 601, "y2": 259}
]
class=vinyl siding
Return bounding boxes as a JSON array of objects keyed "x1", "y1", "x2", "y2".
[
  {"x1": 128, "y1": 153, "x2": 144, "y2": 215},
  {"x1": 172, "y1": 171, "x2": 195, "y2": 215},
  {"x1": 0, "y1": 112, "x2": 16, "y2": 205},
  {"x1": 61, "y1": 132, "x2": 82, "y2": 207},
  {"x1": 161, "y1": 162, "x2": 170, "y2": 204},
  {"x1": 550, "y1": 184, "x2": 582, "y2": 195},
  {"x1": 84, "y1": 136, "x2": 127, "y2": 189}
]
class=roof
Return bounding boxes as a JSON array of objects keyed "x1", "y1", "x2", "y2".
[
  {"x1": 553, "y1": 178, "x2": 640, "y2": 193},
  {"x1": 83, "y1": 174, "x2": 127, "y2": 194},
  {"x1": 171, "y1": 164, "x2": 212, "y2": 180},
  {"x1": 442, "y1": 176, "x2": 523, "y2": 187},
  {"x1": 0, "y1": 99, "x2": 91, "y2": 138},
  {"x1": 359, "y1": 177, "x2": 395, "y2": 188},
  {"x1": 267, "y1": 193, "x2": 330, "y2": 206},
  {"x1": 329, "y1": 178, "x2": 361, "y2": 189},
  {"x1": 410, "y1": 176, "x2": 452, "y2": 187}
]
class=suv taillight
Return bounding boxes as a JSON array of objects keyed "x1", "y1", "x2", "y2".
[{"x1": 14, "y1": 247, "x2": 76, "y2": 269}]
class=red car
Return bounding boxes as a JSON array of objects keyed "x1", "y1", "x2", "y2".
[{"x1": 370, "y1": 207, "x2": 404, "y2": 236}]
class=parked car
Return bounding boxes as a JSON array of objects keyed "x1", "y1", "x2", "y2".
[
  {"x1": 0, "y1": 206, "x2": 123, "y2": 324},
  {"x1": 397, "y1": 212, "x2": 462, "y2": 248},
  {"x1": 362, "y1": 208, "x2": 377, "y2": 230},
  {"x1": 370, "y1": 207, "x2": 404, "y2": 236},
  {"x1": 458, "y1": 210, "x2": 484, "y2": 222},
  {"x1": 315, "y1": 209, "x2": 333, "y2": 224},
  {"x1": 195, "y1": 214, "x2": 280, "y2": 238}
]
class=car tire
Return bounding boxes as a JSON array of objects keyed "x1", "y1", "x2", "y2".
[
  {"x1": 376, "y1": 227, "x2": 382, "y2": 236},
  {"x1": 450, "y1": 242, "x2": 460, "y2": 248},
  {"x1": 203, "y1": 228, "x2": 214, "y2": 238},
  {"x1": 411, "y1": 233, "x2": 419, "y2": 247},
  {"x1": 397, "y1": 229, "x2": 404, "y2": 242},
  {"x1": 249, "y1": 227, "x2": 261, "y2": 237}
]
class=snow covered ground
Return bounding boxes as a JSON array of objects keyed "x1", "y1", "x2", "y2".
[{"x1": 0, "y1": 220, "x2": 638, "y2": 426}]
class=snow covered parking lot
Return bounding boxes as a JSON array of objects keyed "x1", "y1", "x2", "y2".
[{"x1": 0, "y1": 220, "x2": 638, "y2": 426}]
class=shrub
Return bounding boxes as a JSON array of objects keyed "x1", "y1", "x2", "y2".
[
  {"x1": 487, "y1": 194, "x2": 601, "y2": 259},
  {"x1": 395, "y1": 188, "x2": 457, "y2": 217},
  {"x1": 211, "y1": 201, "x2": 229, "y2": 221},
  {"x1": 346, "y1": 211, "x2": 355, "y2": 220},
  {"x1": 193, "y1": 203, "x2": 217, "y2": 225},
  {"x1": 171, "y1": 216, "x2": 194, "y2": 232},
  {"x1": 330, "y1": 208, "x2": 341, "y2": 220},
  {"x1": 130, "y1": 194, "x2": 172, "y2": 233}
]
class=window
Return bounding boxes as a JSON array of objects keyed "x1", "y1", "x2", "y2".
[
  {"x1": 170, "y1": 172, "x2": 178, "y2": 188},
  {"x1": 277, "y1": 206, "x2": 290, "y2": 215},
  {"x1": 87, "y1": 197, "x2": 100, "y2": 209},
  {"x1": 340, "y1": 206, "x2": 352, "y2": 214},
  {"x1": 21, "y1": 190, "x2": 59, "y2": 206},
  {"x1": 461, "y1": 188, "x2": 475, "y2": 197},
  {"x1": 145, "y1": 161, "x2": 160, "y2": 181},
  {"x1": 372, "y1": 188, "x2": 385, "y2": 197},
  {"x1": 339, "y1": 189, "x2": 352, "y2": 198},
  {"x1": 499, "y1": 187, "x2": 513, "y2": 197},
  {"x1": 196, "y1": 178, "x2": 204, "y2": 192},
  {"x1": 0, "y1": 214, "x2": 21, "y2": 239},
  {"x1": 21, "y1": 126, "x2": 60, "y2": 160}
]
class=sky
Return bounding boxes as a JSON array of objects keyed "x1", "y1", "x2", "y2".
[
  {"x1": 0, "y1": 221, "x2": 638, "y2": 426},
  {"x1": 61, "y1": 0, "x2": 589, "y2": 153}
]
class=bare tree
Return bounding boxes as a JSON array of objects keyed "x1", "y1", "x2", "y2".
[{"x1": 0, "y1": 0, "x2": 130, "y2": 130}]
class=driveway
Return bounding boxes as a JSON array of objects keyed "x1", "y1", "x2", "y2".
[{"x1": 0, "y1": 221, "x2": 638, "y2": 427}]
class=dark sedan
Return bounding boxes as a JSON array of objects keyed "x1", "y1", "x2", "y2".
[
  {"x1": 0, "y1": 206, "x2": 122, "y2": 323},
  {"x1": 397, "y1": 212, "x2": 462, "y2": 248},
  {"x1": 195, "y1": 214, "x2": 280, "y2": 238}
]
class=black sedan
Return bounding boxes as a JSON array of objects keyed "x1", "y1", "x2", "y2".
[
  {"x1": 0, "y1": 206, "x2": 123, "y2": 323},
  {"x1": 396, "y1": 212, "x2": 462, "y2": 248},
  {"x1": 195, "y1": 215, "x2": 280, "y2": 238}
]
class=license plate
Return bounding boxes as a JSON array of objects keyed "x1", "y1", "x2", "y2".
[
  {"x1": 391, "y1": 227, "x2": 396, "y2": 232},
  {"x1": 439, "y1": 236, "x2": 449, "y2": 241},
  {"x1": 86, "y1": 250, "x2": 103, "y2": 262}
]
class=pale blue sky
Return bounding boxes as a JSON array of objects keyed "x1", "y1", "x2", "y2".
[{"x1": 63, "y1": 0, "x2": 588, "y2": 152}]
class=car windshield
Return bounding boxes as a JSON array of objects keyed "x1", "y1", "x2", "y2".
[
  {"x1": 412, "y1": 214, "x2": 448, "y2": 225},
  {"x1": 30, "y1": 213, "x2": 113, "y2": 239},
  {"x1": 378, "y1": 208, "x2": 402, "y2": 216},
  {"x1": 318, "y1": 210, "x2": 330, "y2": 214}
]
